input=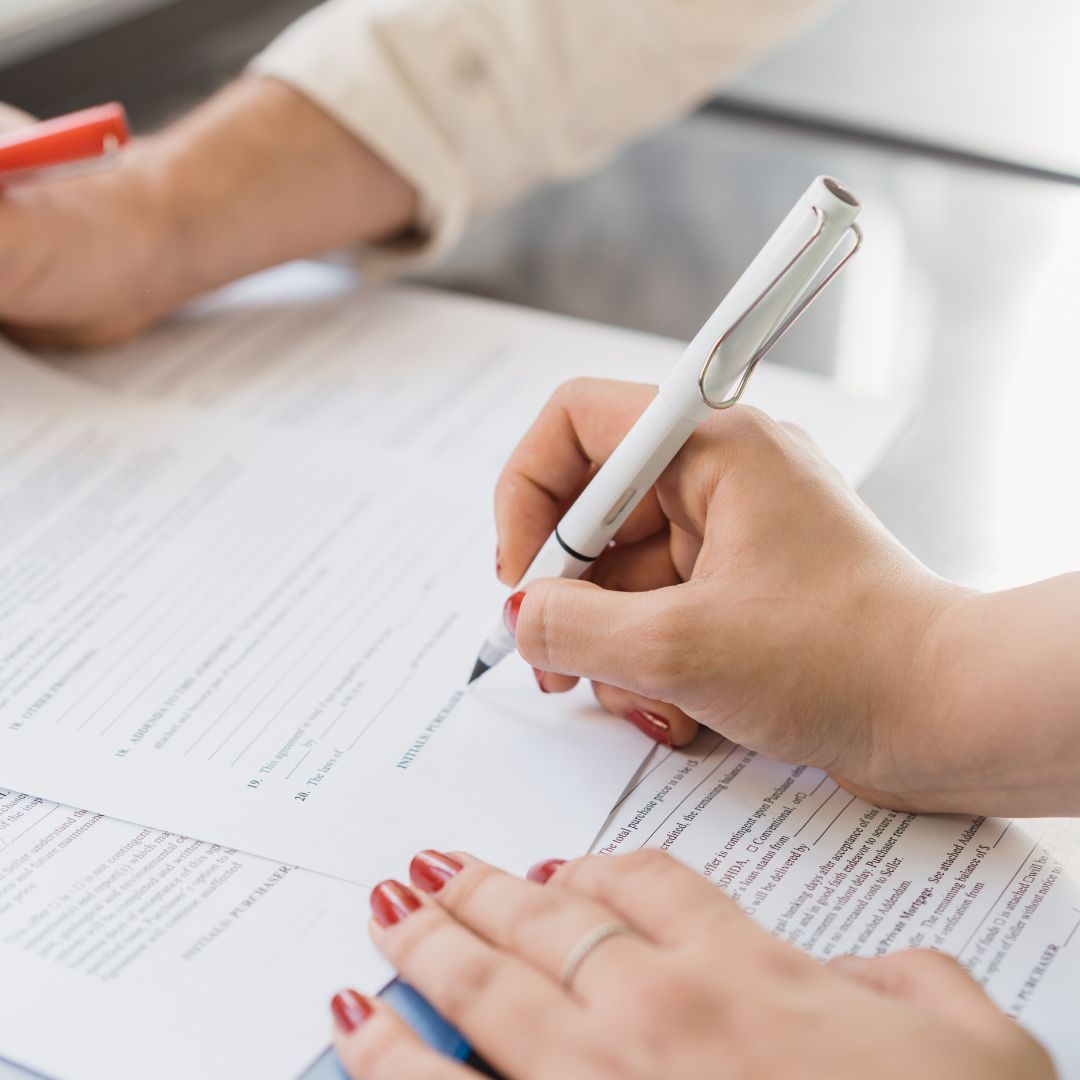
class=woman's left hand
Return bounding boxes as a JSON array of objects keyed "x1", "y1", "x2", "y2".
[{"x1": 330, "y1": 849, "x2": 1053, "y2": 1080}]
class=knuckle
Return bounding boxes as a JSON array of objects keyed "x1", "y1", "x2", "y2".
[
  {"x1": 550, "y1": 376, "x2": 595, "y2": 411},
  {"x1": 434, "y1": 948, "x2": 500, "y2": 1025},
  {"x1": 779, "y1": 419, "x2": 812, "y2": 444},
  {"x1": 609, "y1": 966, "x2": 713, "y2": 1052},
  {"x1": 705, "y1": 406, "x2": 787, "y2": 474},
  {"x1": 336, "y1": 1010, "x2": 399, "y2": 1078},
  {"x1": 517, "y1": 581, "x2": 555, "y2": 669},
  {"x1": 439, "y1": 861, "x2": 498, "y2": 916},
  {"x1": 546, "y1": 854, "x2": 596, "y2": 890},
  {"x1": 569, "y1": 848, "x2": 673, "y2": 893},
  {"x1": 735, "y1": 403, "x2": 770, "y2": 431},
  {"x1": 506, "y1": 884, "x2": 565, "y2": 945},
  {"x1": 579, "y1": 848, "x2": 675, "y2": 894},
  {"x1": 543, "y1": 1030, "x2": 645, "y2": 1080},
  {"x1": 623, "y1": 847, "x2": 675, "y2": 875},
  {"x1": 492, "y1": 467, "x2": 515, "y2": 508},
  {"x1": 571, "y1": 1045, "x2": 642, "y2": 1080},
  {"x1": 373, "y1": 1040, "x2": 451, "y2": 1080},
  {"x1": 639, "y1": 964, "x2": 693, "y2": 1009},
  {"x1": 444, "y1": 863, "x2": 567, "y2": 949},
  {"x1": 521, "y1": 579, "x2": 581, "y2": 673},
  {"x1": 903, "y1": 947, "x2": 969, "y2": 977},
  {"x1": 370, "y1": 1043, "x2": 419, "y2": 1080},
  {"x1": 383, "y1": 905, "x2": 445, "y2": 970},
  {"x1": 737, "y1": 404, "x2": 784, "y2": 443},
  {"x1": 757, "y1": 937, "x2": 814, "y2": 979},
  {"x1": 865, "y1": 948, "x2": 973, "y2": 998}
]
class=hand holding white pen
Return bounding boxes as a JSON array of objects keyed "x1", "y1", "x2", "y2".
[{"x1": 469, "y1": 176, "x2": 864, "y2": 685}]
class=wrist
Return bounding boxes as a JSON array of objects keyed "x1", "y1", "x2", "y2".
[
  {"x1": 908, "y1": 576, "x2": 1080, "y2": 815},
  {"x1": 109, "y1": 141, "x2": 187, "y2": 322},
  {"x1": 854, "y1": 569, "x2": 976, "y2": 810},
  {"x1": 123, "y1": 134, "x2": 213, "y2": 315}
]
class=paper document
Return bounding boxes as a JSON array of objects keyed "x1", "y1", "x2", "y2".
[
  {"x1": 50, "y1": 261, "x2": 909, "y2": 488},
  {"x1": 0, "y1": 789, "x2": 388, "y2": 1080},
  {"x1": 593, "y1": 733, "x2": 1080, "y2": 1078},
  {"x1": 0, "y1": 345, "x2": 648, "y2": 883},
  {"x1": 0, "y1": 265, "x2": 916, "y2": 1080}
]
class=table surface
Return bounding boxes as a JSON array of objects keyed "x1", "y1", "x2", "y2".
[{"x1": 6, "y1": 78, "x2": 1080, "y2": 1080}]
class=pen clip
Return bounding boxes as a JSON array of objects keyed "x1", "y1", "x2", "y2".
[{"x1": 697, "y1": 207, "x2": 863, "y2": 410}]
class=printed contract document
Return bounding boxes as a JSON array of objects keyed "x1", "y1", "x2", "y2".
[
  {"x1": 594, "y1": 735, "x2": 1080, "y2": 1076},
  {"x1": 0, "y1": 346, "x2": 647, "y2": 882},
  {"x1": 0, "y1": 265, "x2": 1074, "y2": 1080}
]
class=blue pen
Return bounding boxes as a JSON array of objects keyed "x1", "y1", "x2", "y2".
[{"x1": 304, "y1": 979, "x2": 487, "y2": 1078}]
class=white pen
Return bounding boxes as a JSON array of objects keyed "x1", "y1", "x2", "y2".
[{"x1": 468, "y1": 175, "x2": 863, "y2": 684}]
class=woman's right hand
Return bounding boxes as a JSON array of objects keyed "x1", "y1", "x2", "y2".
[{"x1": 495, "y1": 377, "x2": 978, "y2": 812}]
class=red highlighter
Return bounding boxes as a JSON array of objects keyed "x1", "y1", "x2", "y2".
[{"x1": 0, "y1": 103, "x2": 129, "y2": 184}]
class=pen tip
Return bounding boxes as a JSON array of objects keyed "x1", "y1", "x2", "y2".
[{"x1": 467, "y1": 658, "x2": 490, "y2": 685}]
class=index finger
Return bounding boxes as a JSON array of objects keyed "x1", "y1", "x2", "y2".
[{"x1": 495, "y1": 377, "x2": 666, "y2": 585}]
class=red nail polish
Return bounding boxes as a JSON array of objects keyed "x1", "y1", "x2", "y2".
[
  {"x1": 496, "y1": 546, "x2": 502, "y2": 577},
  {"x1": 331, "y1": 989, "x2": 373, "y2": 1034},
  {"x1": 503, "y1": 591, "x2": 525, "y2": 636},
  {"x1": 410, "y1": 850, "x2": 463, "y2": 894},
  {"x1": 370, "y1": 879, "x2": 421, "y2": 927},
  {"x1": 533, "y1": 667, "x2": 550, "y2": 693},
  {"x1": 526, "y1": 858, "x2": 566, "y2": 884},
  {"x1": 626, "y1": 708, "x2": 673, "y2": 747}
]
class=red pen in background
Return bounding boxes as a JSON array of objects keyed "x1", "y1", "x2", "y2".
[{"x1": 0, "y1": 103, "x2": 129, "y2": 184}]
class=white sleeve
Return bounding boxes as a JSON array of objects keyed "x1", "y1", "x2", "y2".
[{"x1": 250, "y1": 0, "x2": 832, "y2": 270}]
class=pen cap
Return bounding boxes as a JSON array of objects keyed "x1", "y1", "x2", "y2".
[
  {"x1": 804, "y1": 175, "x2": 860, "y2": 229},
  {"x1": 0, "y1": 103, "x2": 129, "y2": 182},
  {"x1": 663, "y1": 175, "x2": 861, "y2": 419}
]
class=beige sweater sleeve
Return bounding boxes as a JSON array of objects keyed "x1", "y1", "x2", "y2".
[{"x1": 251, "y1": 0, "x2": 831, "y2": 268}]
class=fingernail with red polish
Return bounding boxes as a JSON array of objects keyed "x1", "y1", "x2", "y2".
[
  {"x1": 533, "y1": 667, "x2": 550, "y2": 693},
  {"x1": 626, "y1": 708, "x2": 672, "y2": 747},
  {"x1": 503, "y1": 591, "x2": 525, "y2": 636},
  {"x1": 370, "y1": 879, "x2": 421, "y2": 927},
  {"x1": 331, "y1": 989, "x2": 373, "y2": 1034},
  {"x1": 526, "y1": 858, "x2": 566, "y2": 884},
  {"x1": 410, "y1": 850, "x2": 463, "y2": 894}
]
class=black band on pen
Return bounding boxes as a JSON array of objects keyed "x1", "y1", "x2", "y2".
[{"x1": 555, "y1": 529, "x2": 599, "y2": 563}]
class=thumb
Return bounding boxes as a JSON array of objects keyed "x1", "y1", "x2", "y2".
[{"x1": 514, "y1": 577, "x2": 683, "y2": 696}]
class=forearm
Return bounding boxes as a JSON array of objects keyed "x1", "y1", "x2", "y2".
[
  {"x1": 140, "y1": 76, "x2": 418, "y2": 306},
  {"x1": 913, "y1": 572, "x2": 1080, "y2": 816},
  {"x1": 3, "y1": 1, "x2": 828, "y2": 346},
  {"x1": 0, "y1": 76, "x2": 417, "y2": 345}
]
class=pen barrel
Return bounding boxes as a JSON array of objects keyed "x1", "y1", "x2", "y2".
[
  {"x1": 519, "y1": 177, "x2": 861, "y2": 581},
  {"x1": 480, "y1": 176, "x2": 860, "y2": 677},
  {"x1": 664, "y1": 176, "x2": 861, "y2": 414},
  {"x1": 554, "y1": 395, "x2": 697, "y2": 562},
  {"x1": 521, "y1": 531, "x2": 595, "y2": 583}
]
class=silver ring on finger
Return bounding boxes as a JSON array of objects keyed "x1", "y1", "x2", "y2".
[{"x1": 559, "y1": 921, "x2": 639, "y2": 991}]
